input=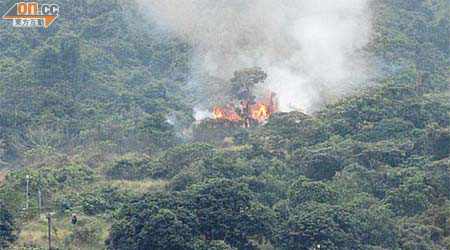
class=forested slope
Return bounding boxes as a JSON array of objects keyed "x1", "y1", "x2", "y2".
[
  {"x1": 0, "y1": 0, "x2": 193, "y2": 167},
  {"x1": 0, "y1": 0, "x2": 449, "y2": 249}
]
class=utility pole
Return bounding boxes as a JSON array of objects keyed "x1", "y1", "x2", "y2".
[
  {"x1": 47, "y1": 213, "x2": 52, "y2": 250},
  {"x1": 26, "y1": 175, "x2": 30, "y2": 210},
  {"x1": 38, "y1": 174, "x2": 42, "y2": 211}
]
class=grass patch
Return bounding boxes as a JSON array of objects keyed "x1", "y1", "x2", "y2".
[
  {"x1": 16, "y1": 213, "x2": 111, "y2": 250},
  {"x1": 102, "y1": 178, "x2": 168, "y2": 193},
  {"x1": 0, "y1": 169, "x2": 7, "y2": 184}
]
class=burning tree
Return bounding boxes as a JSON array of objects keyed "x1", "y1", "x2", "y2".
[
  {"x1": 210, "y1": 67, "x2": 276, "y2": 127},
  {"x1": 230, "y1": 67, "x2": 267, "y2": 126},
  {"x1": 196, "y1": 67, "x2": 277, "y2": 144}
]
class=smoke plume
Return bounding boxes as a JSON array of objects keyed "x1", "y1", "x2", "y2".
[{"x1": 138, "y1": 0, "x2": 373, "y2": 113}]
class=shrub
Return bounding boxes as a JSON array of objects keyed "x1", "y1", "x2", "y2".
[
  {"x1": 151, "y1": 143, "x2": 214, "y2": 179},
  {"x1": 168, "y1": 170, "x2": 202, "y2": 191},
  {"x1": 55, "y1": 185, "x2": 135, "y2": 215},
  {"x1": 64, "y1": 220, "x2": 102, "y2": 247},
  {"x1": 105, "y1": 154, "x2": 154, "y2": 180}
]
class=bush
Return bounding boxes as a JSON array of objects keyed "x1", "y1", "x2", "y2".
[
  {"x1": 55, "y1": 185, "x2": 135, "y2": 215},
  {"x1": 105, "y1": 154, "x2": 154, "y2": 180},
  {"x1": 151, "y1": 143, "x2": 214, "y2": 179},
  {"x1": 168, "y1": 170, "x2": 202, "y2": 191},
  {"x1": 64, "y1": 220, "x2": 102, "y2": 247}
]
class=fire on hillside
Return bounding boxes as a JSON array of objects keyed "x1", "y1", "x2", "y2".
[{"x1": 208, "y1": 93, "x2": 278, "y2": 127}]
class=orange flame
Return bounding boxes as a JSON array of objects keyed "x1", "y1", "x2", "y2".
[
  {"x1": 252, "y1": 104, "x2": 269, "y2": 120},
  {"x1": 211, "y1": 93, "x2": 277, "y2": 123},
  {"x1": 212, "y1": 106, "x2": 242, "y2": 121}
]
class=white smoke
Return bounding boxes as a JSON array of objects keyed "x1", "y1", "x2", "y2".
[
  {"x1": 193, "y1": 107, "x2": 212, "y2": 121},
  {"x1": 138, "y1": 0, "x2": 373, "y2": 112}
]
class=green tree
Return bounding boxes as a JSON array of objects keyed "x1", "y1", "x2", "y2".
[
  {"x1": 191, "y1": 240, "x2": 237, "y2": 250},
  {"x1": 200, "y1": 155, "x2": 254, "y2": 179},
  {"x1": 276, "y1": 202, "x2": 365, "y2": 250},
  {"x1": 347, "y1": 193, "x2": 400, "y2": 248},
  {"x1": 291, "y1": 151, "x2": 343, "y2": 180},
  {"x1": 424, "y1": 124, "x2": 450, "y2": 160},
  {"x1": 106, "y1": 192, "x2": 199, "y2": 250},
  {"x1": 191, "y1": 178, "x2": 273, "y2": 249},
  {"x1": 0, "y1": 201, "x2": 16, "y2": 248},
  {"x1": 229, "y1": 67, "x2": 267, "y2": 126},
  {"x1": 385, "y1": 170, "x2": 434, "y2": 217},
  {"x1": 288, "y1": 177, "x2": 338, "y2": 207},
  {"x1": 154, "y1": 143, "x2": 214, "y2": 179},
  {"x1": 105, "y1": 154, "x2": 154, "y2": 180},
  {"x1": 139, "y1": 112, "x2": 178, "y2": 150}
]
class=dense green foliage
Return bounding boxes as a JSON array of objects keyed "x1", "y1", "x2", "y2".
[
  {"x1": 0, "y1": 0, "x2": 448, "y2": 249},
  {"x1": 106, "y1": 192, "x2": 199, "y2": 250},
  {"x1": 0, "y1": 0, "x2": 193, "y2": 167},
  {"x1": 0, "y1": 202, "x2": 16, "y2": 248},
  {"x1": 106, "y1": 179, "x2": 274, "y2": 250}
]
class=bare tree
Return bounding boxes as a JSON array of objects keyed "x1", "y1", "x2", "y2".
[{"x1": 10, "y1": 124, "x2": 72, "y2": 166}]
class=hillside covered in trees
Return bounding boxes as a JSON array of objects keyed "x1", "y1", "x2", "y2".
[{"x1": 0, "y1": 0, "x2": 449, "y2": 249}]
